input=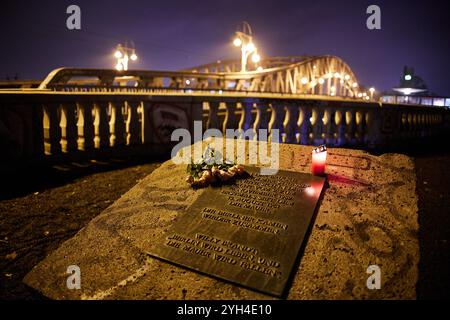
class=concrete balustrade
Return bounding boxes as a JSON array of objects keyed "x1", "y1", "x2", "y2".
[{"x1": 0, "y1": 90, "x2": 449, "y2": 165}]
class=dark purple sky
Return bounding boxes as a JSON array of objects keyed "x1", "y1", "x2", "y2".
[{"x1": 1, "y1": 0, "x2": 450, "y2": 95}]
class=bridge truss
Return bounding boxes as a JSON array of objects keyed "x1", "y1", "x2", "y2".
[{"x1": 38, "y1": 55, "x2": 366, "y2": 99}]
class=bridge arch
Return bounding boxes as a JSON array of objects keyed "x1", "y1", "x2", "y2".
[{"x1": 39, "y1": 55, "x2": 364, "y2": 99}]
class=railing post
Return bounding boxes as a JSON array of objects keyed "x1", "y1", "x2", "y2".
[
  {"x1": 365, "y1": 108, "x2": 384, "y2": 149},
  {"x1": 126, "y1": 101, "x2": 141, "y2": 146},
  {"x1": 299, "y1": 106, "x2": 312, "y2": 145},
  {"x1": 345, "y1": 110, "x2": 357, "y2": 146},
  {"x1": 60, "y1": 103, "x2": 78, "y2": 153},
  {"x1": 335, "y1": 110, "x2": 346, "y2": 146},
  {"x1": 109, "y1": 101, "x2": 126, "y2": 147},
  {"x1": 323, "y1": 108, "x2": 334, "y2": 146},
  {"x1": 269, "y1": 103, "x2": 285, "y2": 143},
  {"x1": 43, "y1": 104, "x2": 62, "y2": 155},
  {"x1": 311, "y1": 107, "x2": 325, "y2": 145},
  {"x1": 141, "y1": 101, "x2": 153, "y2": 144},
  {"x1": 33, "y1": 105, "x2": 45, "y2": 157},
  {"x1": 207, "y1": 101, "x2": 220, "y2": 130},
  {"x1": 285, "y1": 104, "x2": 299, "y2": 144},
  {"x1": 223, "y1": 102, "x2": 238, "y2": 131},
  {"x1": 254, "y1": 102, "x2": 270, "y2": 140},
  {"x1": 94, "y1": 102, "x2": 110, "y2": 149},
  {"x1": 76, "y1": 102, "x2": 95, "y2": 151},
  {"x1": 355, "y1": 110, "x2": 366, "y2": 145},
  {"x1": 240, "y1": 101, "x2": 255, "y2": 132}
]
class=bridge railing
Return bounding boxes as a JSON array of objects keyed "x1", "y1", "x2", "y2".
[{"x1": 0, "y1": 90, "x2": 449, "y2": 166}]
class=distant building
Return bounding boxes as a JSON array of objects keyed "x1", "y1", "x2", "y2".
[{"x1": 382, "y1": 66, "x2": 450, "y2": 107}]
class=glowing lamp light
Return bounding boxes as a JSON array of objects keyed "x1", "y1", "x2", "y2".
[
  {"x1": 311, "y1": 145, "x2": 327, "y2": 176},
  {"x1": 233, "y1": 38, "x2": 242, "y2": 47},
  {"x1": 115, "y1": 63, "x2": 123, "y2": 71},
  {"x1": 185, "y1": 79, "x2": 191, "y2": 85},
  {"x1": 318, "y1": 78, "x2": 325, "y2": 85},
  {"x1": 257, "y1": 66, "x2": 264, "y2": 72},
  {"x1": 352, "y1": 82, "x2": 358, "y2": 88},
  {"x1": 251, "y1": 53, "x2": 261, "y2": 63},
  {"x1": 369, "y1": 87, "x2": 375, "y2": 93},
  {"x1": 345, "y1": 74, "x2": 351, "y2": 81},
  {"x1": 130, "y1": 53, "x2": 138, "y2": 61},
  {"x1": 357, "y1": 93, "x2": 363, "y2": 98},
  {"x1": 404, "y1": 88, "x2": 412, "y2": 95},
  {"x1": 405, "y1": 74, "x2": 412, "y2": 81},
  {"x1": 334, "y1": 72, "x2": 340, "y2": 78},
  {"x1": 246, "y1": 42, "x2": 256, "y2": 52},
  {"x1": 330, "y1": 86, "x2": 336, "y2": 92},
  {"x1": 114, "y1": 50, "x2": 123, "y2": 59},
  {"x1": 301, "y1": 77, "x2": 308, "y2": 85}
]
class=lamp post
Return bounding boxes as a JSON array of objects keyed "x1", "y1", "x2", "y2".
[
  {"x1": 233, "y1": 22, "x2": 261, "y2": 72},
  {"x1": 114, "y1": 43, "x2": 138, "y2": 71},
  {"x1": 369, "y1": 87, "x2": 376, "y2": 100}
]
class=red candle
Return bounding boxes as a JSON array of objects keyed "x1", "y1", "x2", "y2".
[{"x1": 311, "y1": 145, "x2": 327, "y2": 176}]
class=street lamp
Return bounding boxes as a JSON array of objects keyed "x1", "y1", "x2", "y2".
[
  {"x1": 233, "y1": 22, "x2": 262, "y2": 72},
  {"x1": 369, "y1": 87, "x2": 375, "y2": 100},
  {"x1": 114, "y1": 43, "x2": 138, "y2": 71}
]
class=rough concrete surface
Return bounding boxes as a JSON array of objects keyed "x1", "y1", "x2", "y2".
[{"x1": 24, "y1": 141, "x2": 418, "y2": 300}]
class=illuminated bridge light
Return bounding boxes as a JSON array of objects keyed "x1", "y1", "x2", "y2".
[
  {"x1": 334, "y1": 72, "x2": 340, "y2": 78},
  {"x1": 251, "y1": 53, "x2": 261, "y2": 63},
  {"x1": 318, "y1": 78, "x2": 325, "y2": 85},
  {"x1": 301, "y1": 77, "x2": 308, "y2": 85}
]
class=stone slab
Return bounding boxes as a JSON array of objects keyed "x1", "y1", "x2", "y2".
[
  {"x1": 24, "y1": 140, "x2": 419, "y2": 300},
  {"x1": 148, "y1": 167, "x2": 325, "y2": 297}
]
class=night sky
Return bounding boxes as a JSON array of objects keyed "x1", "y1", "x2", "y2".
[{"x1": 1, "y1": 0, "x2": 450, "y2": 95}]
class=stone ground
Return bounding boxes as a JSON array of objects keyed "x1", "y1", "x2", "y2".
[{"x1": 0, "y1": 143, "x2": 448, "y2": 300}]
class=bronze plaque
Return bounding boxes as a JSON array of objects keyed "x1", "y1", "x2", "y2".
[{"x1": 147, "y1": 167, "x2": 326, "y2": 297}]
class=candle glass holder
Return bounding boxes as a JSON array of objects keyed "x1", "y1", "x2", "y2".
[{"x1": 311, "y1": 145, "x2": 327, "y2": 176}]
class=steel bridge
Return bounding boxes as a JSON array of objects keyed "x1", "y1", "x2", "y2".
[
  {"x1": 0, "y1": 56, "x2": 449, "y2": 167},
  {"x1": 39, "y1": 55, "x2": 362, "y2": 98}
]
